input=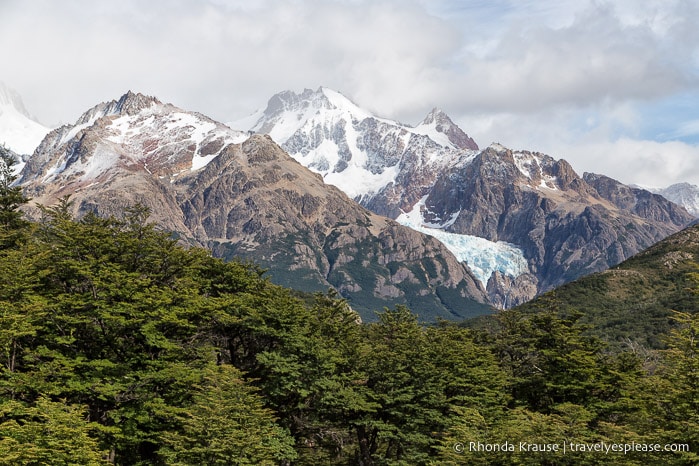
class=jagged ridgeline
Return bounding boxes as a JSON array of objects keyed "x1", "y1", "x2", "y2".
[{"x1": 15, "y1": 89, "x2": 695, "y2": 321}]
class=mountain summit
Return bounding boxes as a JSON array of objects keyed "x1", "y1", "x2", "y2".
[
  {"x1": 230, "y1": 87, "x2": 479, "y2": 204},
  {"x1": 416, "y1": 107, "x2": 478, "y2": 151},
  {"x1": 21, "y1": 91, "x2": 249, "y2": 188}
]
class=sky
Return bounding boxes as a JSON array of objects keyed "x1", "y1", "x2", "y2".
[{"x1": 2, "y1": 0, "x2": 699, "y2": 187}]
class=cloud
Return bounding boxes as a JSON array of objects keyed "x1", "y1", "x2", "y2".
[
  {"x1": 4, "y1": 0, "x2": 696, "y2": 122},
  {"x1": 442, "y1": 2, "x2": 699, "y2": 114},
  {"x1": 1, "y1": 0, "x2": 461, "y2": 125},
  {"x1": 1, "y1": 0, "x2": 698, "y2": 186},
  {"x1": 666, "y1": 119, "x2": 699, "y2": 139},
  {"x1": 453, "y1": 98, "x2": 699, "y2": 187},
  {"x1": 563, "y1": 138, "x2": 699, "y2": 188}
]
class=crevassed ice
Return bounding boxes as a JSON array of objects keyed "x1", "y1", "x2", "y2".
[{"x1": 396, "y1": 197, "x2": 528, "y2": 286}]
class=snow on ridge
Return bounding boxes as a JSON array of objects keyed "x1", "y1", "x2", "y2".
[
  {"x1": 45, "y1": 103, "x2": 251, "y2": 181},
  {"x1": 228, "y1": 87, "x2": 481, "y2": 200},
  {"x1": 103, "y1": 108, "x2": 249, "y2": 172},
  {"x1": 240, "y1": 87, "x2": 467, "y2": 148},
  {"x1": 489, "y1": 142, "x2": 508, "y2": 153},
  {"x1": 512, "y1": 151, "x2": 560, "y2": 190},
  {"x1": 0, "y1": 107, "x2": 50, "y2": 154},
  {"x1": 11, "y1": 160, "x2": 26, "y2": 177},
  {"x1": 325, "y1": 163, "x2": 401, "y2": 200},
  {"x1": 652, "y1": 183, "x2": 699, "y2": 217},
  {"x1": 396, "y1": 196, "x2": 529, "y2": 286},
  {"x1": 266, "y1": 100, "x2": 321, "y2": 145}
]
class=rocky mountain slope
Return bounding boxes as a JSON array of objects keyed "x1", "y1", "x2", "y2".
[
  {"x1": 0, "y1": 82, "x2": 51, "y2": 156},
  {"x1": 515, "y1": 222, "x2": 699, "y2": 349},
  {"x1": 19, "y1": 91, "x2": 489, "y2": 321},
  {"x1": 426, "y1": 146, "x2": 693, "y2": 305},
  {"x1": 235, "y1": 89, "x2": 695, "y2": 307}
]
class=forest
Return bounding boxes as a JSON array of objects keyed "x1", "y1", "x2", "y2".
[{"x1": 0, "y1": 152, "x2": 697, "y2": 465}]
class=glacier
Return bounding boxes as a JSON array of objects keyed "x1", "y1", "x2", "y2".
[{"x1": 396, "y1": 197, "x2": 529, "y2": 286}]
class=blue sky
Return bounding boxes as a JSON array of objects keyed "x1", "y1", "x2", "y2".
[{"x1": 2, "y1": 0, "x2": 698, "y2": 187}]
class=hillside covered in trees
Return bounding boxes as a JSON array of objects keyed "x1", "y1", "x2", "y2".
[
  {"x1": 0, "y1": 150, "x2": 697, "y2": 464},
  {"x1": 513, "y1": 223, "x2": 699, "y2": 350}
]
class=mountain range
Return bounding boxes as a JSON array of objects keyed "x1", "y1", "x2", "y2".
[
  {"x1": 17, "y1": 91, "x2": 489, "y2": 321},
  {"x1": 232, "y1": 87, "x2": 694, "y2": 306},
  {"x1": 5, "y1": 85, "x2": 697, "y2": 319},
  {"x1": 650, "y1": 182, "x2": 699, "y2": 217}
]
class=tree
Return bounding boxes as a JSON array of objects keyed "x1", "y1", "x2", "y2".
[
  {"x1": 493, "y1": 306, "x2": 610, "y2": 413},
  {"x1": 0, "y1": 146, "x2": 29, "y2": 248},
  {"x1": 644, "y1": 310, "x2": 699, "y2": 464},
  {"x1": 0, "y1": 396, "x2": 108, "y2": 465},
  {"x1": 159, "y1": 364, "x2": 297, "y2": 465}
]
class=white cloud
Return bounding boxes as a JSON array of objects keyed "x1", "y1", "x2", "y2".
[
  {"x1": 454, "y1": 99, "x2": 699, "y2": 187},
  {"x1": 1, "y1": 0, "x2": 698, "y2": 187},
  {"x1": 563, "y1": 138, "x2": 699, "y2": 189},
  {"x1": 1, "y1": 0, "x2": 462, "y2": 125},
  {"x1": 440, "y1": 2, "x2": 697, "y2": 112}
]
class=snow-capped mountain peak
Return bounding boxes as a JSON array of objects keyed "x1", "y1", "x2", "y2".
[
  {"x1": 0, "y1": 82, "x2": 51, "y2": 155},
  {"x1": 230, "y1": 87, "x2": 480, "y2": 202},
  {"x1": 0, "y1": 82, "x2": 31, "y2": 117},
  {"x1": 414, "y1": 108, "x2": 478, "y2": 151},
  {"x1": 317, "y1": 87, "x2": 374, "y2": 119},
  {"x1": 72, "y1": 91, "x2": 161, "y2": 129},
  {"x1": 651, "y1": 182, "x2": 699, "y2": 217},
  {"x1": 21, "y1": 91, "x2": 249, "y2": 186},
  {"x1": 241, "y1": 87, "x2": 372, "y2": 145}
]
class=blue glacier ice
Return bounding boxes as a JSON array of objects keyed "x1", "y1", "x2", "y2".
[{"x1": 397, "y1": 197, "x2": 528, "y2": 286}]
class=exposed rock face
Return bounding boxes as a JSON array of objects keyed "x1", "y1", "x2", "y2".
[
  {"x1": 486, "y1": 272, "x2": 539, "y2": 309},
  {"x1": 20, "y1": 91, "x2": 490, "y2": 321},
  {"x1": 178, "y1": 136, "x2": 489, "y2": 320},
  {"x1": 584, "y1": 173, "x2": 693, "y2": 225},
  {"x1": 515, "y1": 222, "x2": 699, "y2": 349},
  {"x1": 424, "y1": 145, "x2": 694, "y2": 296}
]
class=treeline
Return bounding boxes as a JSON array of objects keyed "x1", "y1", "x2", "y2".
[{"x1": 0, "y1": 151, "x2": 697, "y2": 465}]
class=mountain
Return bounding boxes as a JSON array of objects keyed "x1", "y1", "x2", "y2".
[
  {"x1": 651, "y1": 182, "x2": 699, "y2": 217},
  {"x1": 515, "y1": 222, "x2": 699, "y2": 349},
  {"x1": 424, "y1": 149, "x2": 693, "y2": 304},
  {"x1": 229, "y1": 87, "x2": 478, "y2": 211},
  {"x1": 231, "y1": 88, "x2": 695, "y2": 307},
  {"x1": 0, "y1": 82, "x2": 51, "y2": 156},
  {"x1": 19, "y1": 91, "x2": 490, "y2": 321}
]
